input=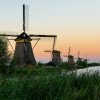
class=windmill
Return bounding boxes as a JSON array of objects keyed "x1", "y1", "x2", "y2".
[
  {"x1": 75, "y1": 51, "x2": 88, "y2": 67},
  {"x1": 64, "y1": 47, "x2": 74, "y2": 65},
  {"x1": 44, "y1": 38, "x2": 61, "y2": 66},
  {"x1": 0, "y1": 4, "x2": 57, "y2": 67},
  {"x1": 45, "y1": 50, "x2": 61, "y2": 66},
  {"x1": 75, "y1": 51, "x2": 88, "y2": 61}
]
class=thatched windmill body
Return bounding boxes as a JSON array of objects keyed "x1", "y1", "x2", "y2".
[{"x1": 0, "y1": 4, "x2": 57, "y2": 67}]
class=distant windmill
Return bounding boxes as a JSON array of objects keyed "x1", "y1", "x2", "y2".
[
  {"x1": 75, "y1": 51, "x2": 89, "y2": 61},
  {"x1": 44, "y1": 38, "x2": 61, "y2": 66},
  {"x1": 64, "y1": 47, "x2": 74, "y2": 65},
  {"x1": 0, "y1": 4, "x2": 57, "y2": 67},
  {"x1": 45, "y1": 50, "x2": 61, "y2": 66},
  {"x1": 75, "y1": 51, "x2": 89, "y2": 67}
]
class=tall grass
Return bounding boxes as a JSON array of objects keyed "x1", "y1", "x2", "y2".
[{"x1": 0, "y1": 68, "x2": 100, "y2": 100}]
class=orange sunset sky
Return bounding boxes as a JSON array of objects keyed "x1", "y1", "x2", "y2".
[{"x1": 0, "y1": 0, "x2": 100, "y2": 62}]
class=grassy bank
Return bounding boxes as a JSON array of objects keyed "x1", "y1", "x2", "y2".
[{"x1": 0, "y1": 67, "x2": 100, "y2": 100}]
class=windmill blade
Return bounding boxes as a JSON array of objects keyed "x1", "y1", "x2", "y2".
[
  {"x1": 30, "y1": 37, "x2": 54, "y2": 42},
  {"x1": 23, "y1": 4, "x2": 29, "y2": 32},
  {"x1": 5, "y1": 37, "x2": 14, "y2": 52},
  {"x1": 44, "y1": 50, "x2": 52, "y2": 52},
  {"x1": 23, "y1": 4, "x2": 25, "y2": 32},
  {"x1": 0, "y1": 31, "x2": 19, "y2": 36},
  {"x1": 0, "y1": 34, "x2": 18, "y2": 37},
  {"x1": 52, "y1": 37, "x2": 56, "y2": 51},
  {"x1": 68, "y1": 47, "x2": 71, "y2": 56},
  {"x1": 32, "y1": 38, "x2": 40, "y2": 49},
  {"x1": 31, "y1": 38, "x2": 41, "y2": 40},
  {"x1": 7, "y1": 38, "x2": 15, "y2": 40},
  {"x1": 29, "y1": 34, "x2": 57, "y2": 38}
]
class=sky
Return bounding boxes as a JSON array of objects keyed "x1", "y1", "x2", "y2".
[{"x1": 0, "y1": 0, "x2": 100, "y2": 62}]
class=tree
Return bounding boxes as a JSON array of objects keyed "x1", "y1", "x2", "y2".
[
  {"x1": 0, "y1": 36, "x2": 9, "y2": 63},
  {"x1": 0, "y1": 36, "x2": 10, "y2": 73}
]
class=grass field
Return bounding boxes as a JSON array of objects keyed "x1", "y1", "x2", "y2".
[{"x1": 0, "y1": 67, "x2": 100, "y2": 100}]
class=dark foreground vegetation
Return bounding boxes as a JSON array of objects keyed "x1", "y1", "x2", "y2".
[{"x1": 0, "y1": 67, "x2": 100, "y2": 100}]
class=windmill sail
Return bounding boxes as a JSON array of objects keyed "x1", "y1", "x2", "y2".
[{"x1": 23, "y1": 4, "x2": 29, "y2": 32}]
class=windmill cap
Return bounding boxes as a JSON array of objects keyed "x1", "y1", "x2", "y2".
[
  {"x1": 68, "y1": 55, "x2": 74, "y2": 58},
  {"x1": 15, "y1": 32, "x2": 32, "y2": 41},
  {"x1": 52, "y1": 50, "x2": 61, "y2": 53}
]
